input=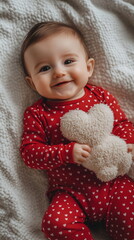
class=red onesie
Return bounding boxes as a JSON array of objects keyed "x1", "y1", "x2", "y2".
[{"x1": 20, "y1": 84, "x2": 134, "y2": 240}]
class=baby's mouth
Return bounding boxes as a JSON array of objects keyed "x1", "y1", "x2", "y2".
[{"x1": 52, "y1": 81, "x2": 72, "y2": 87}]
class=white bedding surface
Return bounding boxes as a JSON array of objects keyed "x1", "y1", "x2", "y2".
[{"x1": 0, "y1": 0, "x2": 134, "y2": 239}]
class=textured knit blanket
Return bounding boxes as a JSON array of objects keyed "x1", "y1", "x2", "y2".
[{"x1": 0, "y1": 0, "x2": 134, "y2": 240}]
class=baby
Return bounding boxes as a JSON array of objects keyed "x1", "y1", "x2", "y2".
[{"x1": 20, "y1": 21, "x2": 134, "y2": 240}]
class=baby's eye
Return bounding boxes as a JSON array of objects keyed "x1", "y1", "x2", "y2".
[
  {"x1": 64, "y1": 59, "x2": 73, "y2": 65},
  {"x1": 39, "y1": 65, "x2": 51, "y2": 72}
]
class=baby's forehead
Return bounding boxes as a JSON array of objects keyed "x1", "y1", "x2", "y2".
[
  {"x1": 31, "y1": 31, "x2": 83, "y2": 51},
  {"x1": 24, "y1": 27, "x2": 88, "y2": 63},
  {"x1": 38, "y1": 28, "x2": 88, "y2": 57},
  {"x1": 42, "y1": 28, "x2": 81, "y2": 43}
]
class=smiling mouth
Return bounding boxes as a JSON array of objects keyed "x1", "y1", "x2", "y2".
[{"x1": 53, "y1": 81, "x2": 72, "y2": 87}]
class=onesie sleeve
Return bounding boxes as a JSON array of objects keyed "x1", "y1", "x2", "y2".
[
  {"x1": 20, "y1": 107, "x2": 75, "y2": 170},
  {"x1": 100, "y1": 88, "x2": 134, "y2": 143}
]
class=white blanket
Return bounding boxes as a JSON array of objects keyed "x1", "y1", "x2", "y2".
[{"x1": 0, "y1": 0, "x2": 134, "y2": 239}]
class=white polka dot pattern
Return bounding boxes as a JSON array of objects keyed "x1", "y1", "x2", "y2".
[
  {"x1": 20, "y1": 85, "x2": 134, "y2": 171},
  {"x1": 42, "y1": 176, "x2": 134, "y2": 240},
  {"x1": 20, "y1": 84, "x2": 134, "y2": 240}
]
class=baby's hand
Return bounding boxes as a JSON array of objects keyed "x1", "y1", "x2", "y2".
[
  {"x1": 73, "y1": 143, "x2": 91, "y2": 164},
  {"x1": 127, "y1": 144, "x2": 134, "y2": 161}
]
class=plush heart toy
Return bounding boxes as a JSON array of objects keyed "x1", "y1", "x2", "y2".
[{"x1": 60, "y1": 104, "x2": 133, "y2": 182}]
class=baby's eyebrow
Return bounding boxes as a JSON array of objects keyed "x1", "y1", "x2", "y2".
[{"x1": 62, "y1": 53, "x2": 78, "y2": 58}]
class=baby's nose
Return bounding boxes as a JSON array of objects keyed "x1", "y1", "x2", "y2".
[{"x1": 53, "y1": 67, "x2": 66, "y2": 79}]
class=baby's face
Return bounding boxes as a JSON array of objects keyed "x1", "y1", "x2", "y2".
[{"x1": 24, "y1": 32, "x2": 94, "y2": 101}]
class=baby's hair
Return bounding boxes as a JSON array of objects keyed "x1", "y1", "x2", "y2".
[{"x1": 21, "y1": 21, "x2": 89, "y2": 76}]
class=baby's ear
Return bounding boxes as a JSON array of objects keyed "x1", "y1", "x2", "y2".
[
  {"x1": 25, "y1": 76, "x2": 36, "y2": 91},
  {"x1": 87, "y1": 58, "x2": 95, "y2": 78}
]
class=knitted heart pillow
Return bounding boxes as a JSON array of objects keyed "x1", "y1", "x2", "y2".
[{"x1": 60, "y1": 104, "x2": 133, "y2": 182}]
